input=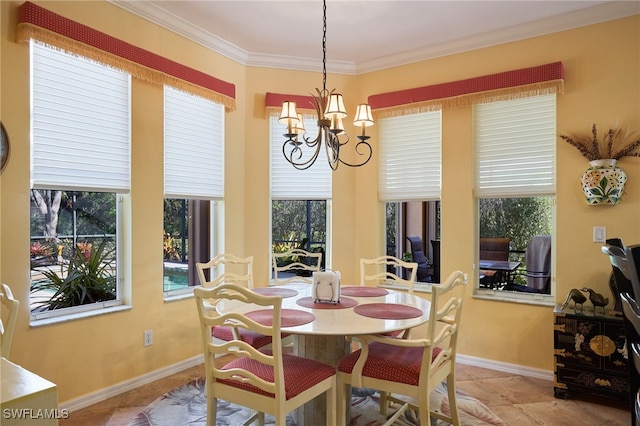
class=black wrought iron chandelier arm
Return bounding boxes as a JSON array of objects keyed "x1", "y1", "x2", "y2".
[
  {"x1": 282, "y1": 137, "x2": 322, "y2": 170},
  {"x1": 336, "y1": 139, "x2": 373, "y2": 168}
]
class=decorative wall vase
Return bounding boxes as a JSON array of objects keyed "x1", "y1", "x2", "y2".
[{"x1": 581, "y1": 159, "x2": 627, "y2": 205}]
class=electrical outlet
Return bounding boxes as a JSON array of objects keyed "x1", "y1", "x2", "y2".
[
  {"x1": 143, "y1": 330, "x2": 153, "y2": 347},
  {"x1": 593, "y1": 226, "x2": 606, "y2": 243}
]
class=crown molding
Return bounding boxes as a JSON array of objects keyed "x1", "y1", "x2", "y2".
[
  {"x1": 109, "y1": 0, "x2": 250, "y2": 65},
  {"x1": 356, "y1": 1, "x2": 640, "y2": 74},
  {"x1": 246, "y1": 53, "x2": 356, "y2": 75},
  {"x1": 110, "y1": 1, "x2": 638, "y2": 75}
]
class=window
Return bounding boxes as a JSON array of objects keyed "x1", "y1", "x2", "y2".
[
  {"x1": 29, "y1": 41, "x2": 130, "y2": 320},
  {"x1": 270, "y1": 116, "x2": 331, "y2": 273},
  {"x1": 474, "y1": 94, "x2": 556, "y2": 299},
  {"x1": 380, "y1": 111, "x2": 441, "y2": 282},
  {"x1": 164, "y1": 87, "x2": 224, "y2": 294}
]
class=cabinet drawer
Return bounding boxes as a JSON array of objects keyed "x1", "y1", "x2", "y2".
[
  {"x1": 556, "y1": 366, "x2": 629, "y2": 397},
  {"x1": 602, "y1": 322, "x2": 628, "y2": 374},
  {"x1": 554, "y1": 316, "x2": 627, "y2": 373}
]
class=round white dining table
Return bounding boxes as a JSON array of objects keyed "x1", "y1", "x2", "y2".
[
  {"x1": 221, "y1": 282, "x2": 432, "y2": 426},
  {"x1": 231, "y1": 282, "x2": 431, "y2": 334}
]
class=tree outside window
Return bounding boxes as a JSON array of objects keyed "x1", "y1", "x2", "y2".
[
  {"x1": 479, "y1": 196, "x2": 553, "y2": 288},
  {"x1": 271, "y1": 200, "x2": 327, "y2": 270},
  {"x1": 30, "y1": 190, "x2": 118, "y2": 312}
]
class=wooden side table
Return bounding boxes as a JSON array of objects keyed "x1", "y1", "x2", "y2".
[{"x1": 1, "y1": 358, "x2": 60, "y2": 425}]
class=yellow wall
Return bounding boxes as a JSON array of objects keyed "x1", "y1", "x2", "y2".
[
  {"x1": 1, "y1": 0, "x2": 639, "y2": 404},
  {"x1": 0, "y1": 0, "x2": 247, "y2": 402}
]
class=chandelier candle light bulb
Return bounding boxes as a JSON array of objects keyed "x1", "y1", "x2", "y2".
[
  {"x1": 278, "y1": 101, "x2": 299, "y2": 138},
  {"x1": 293, "y1": 113, "x2": 306, "y2": 135},
  {"x1": 354, "y1": 104, "x2": 374, "y2": 139}
]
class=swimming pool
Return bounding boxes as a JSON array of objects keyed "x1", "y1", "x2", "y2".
[{"x1": 163, "y1": 265, "x2": 189, "y2": 292}]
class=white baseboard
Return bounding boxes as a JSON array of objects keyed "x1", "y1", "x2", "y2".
[
  {"x1": 457, "y1": 353, "x2": 554, "y2": 381},
  {"x1": 60, "y1": 352, "x2": 552, "y2": 413},
  {"x1": 59, "y1": 355, "x2": 204, "y2": 413}
]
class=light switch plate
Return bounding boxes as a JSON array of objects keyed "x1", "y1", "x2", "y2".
[{"x1": 593, "y1": 226, "x2": 606, "y2": 243}]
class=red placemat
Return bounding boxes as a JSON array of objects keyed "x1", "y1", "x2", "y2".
[
  {"x1": 296, "y1": 296, "x2": 358, "y2": 309},
  {"x1": 253, "y1": 287, "x2": 298, "y2": 298},
  {"x1": 245, "y1": 309, "x2": 315, "y2": 327},
  {"x1": 354, "y1": 303, "x2": 423, "y2": 319},
  {"x1": 340, "y1": 286, "x2": 389, "y2": 297}
]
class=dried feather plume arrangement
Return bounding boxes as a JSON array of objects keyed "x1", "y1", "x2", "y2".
[{"x1": 560, "y1": 123, "x2": 640, "y2": 161}]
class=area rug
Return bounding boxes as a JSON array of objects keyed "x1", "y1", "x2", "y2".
[{"x1": 128, "y1": 377, "x2": 506, "y2": 426}]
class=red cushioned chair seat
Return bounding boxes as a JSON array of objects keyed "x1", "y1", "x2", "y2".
[
  {"x1": 218, "y1": 353, "x2": 336, "y2": 400},
  {"x1": 337, "y1": 342, "x2": 442, "y2": 386},
  {"x1": 379, "y1": 330, "x2": 405, "y2": 338},
  {"x1": 212, "y1": 326, "x2": 274, "y2": 349}
]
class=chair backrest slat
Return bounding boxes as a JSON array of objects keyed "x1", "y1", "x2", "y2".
[
  {"x1": 272, "y1": 249, "x2": 322, "y2": 285},
  {"x1": 360, "y1": 255, "x2": 417, "y2": 293},
  {"x1": 196, "y1": 253, "x2": 254, "y2": 289}
]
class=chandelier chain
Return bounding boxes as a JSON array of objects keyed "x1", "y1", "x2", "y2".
[{"x1": 322, "y1": 0, "x2": 327, "y2": 93}]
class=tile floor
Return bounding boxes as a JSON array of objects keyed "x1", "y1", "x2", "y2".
[{"x1": 59, "y1": 363, "x2": 631, "y2": 425}]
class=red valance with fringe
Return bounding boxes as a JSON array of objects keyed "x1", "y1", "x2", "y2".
[
  {"x1": 369, "y1": 62, "x2": 564, "y2": 118},
  {"x1": 16, "y1": 1, "x2": 235, "y2": 111},
  {"x1": 264, "y1": 92, "x2": 316, "y2": 118}
]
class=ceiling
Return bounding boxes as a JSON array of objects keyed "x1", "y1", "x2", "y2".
[{"x1": 111, "y1": 1, "x2": 639, "y2": 74}]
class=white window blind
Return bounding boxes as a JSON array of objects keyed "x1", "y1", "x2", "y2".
[
  {"x1": 378, "y1": 111, "x2": 442, "y2": 201},
  {"x1": 31, "y1": 41, "x2": 130, "y2": 191},
  {"x1": 474, "y1": 94, "x2": 556, "y2": 197},
  {"x1": 270, "y1": 116, "x2": 331, "y2": 200},
  {"x1": 164, "y1": 87, "x2": 224, "y2": 199}
]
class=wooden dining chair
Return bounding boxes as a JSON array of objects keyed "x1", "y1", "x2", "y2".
[
  {"x1": 358, "y1": 256, "x2": 419, "y2": 340},
  {"x1": 194, "y1": 284, "x2": 336, "y2": 426},
  {"x1": 272, "y1": 248, "x2": 322, "y2": 285},
  {"x1": 196, "y1": 252, "x2": 254, "y2": 290},
  {"x1": 360, "y1": 255, "x2": 417, "y2": 293},
  {"x1": 0, "y1": 283, "x2": 19, "y2": 359},
  {"x1": 336, "y1": 270, "x2": 468, "y2": 426},
  {"x1": 196, "y1": 253, "x2": 272, "y2": 349}
]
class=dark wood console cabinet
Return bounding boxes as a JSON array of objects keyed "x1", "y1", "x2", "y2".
[{"x1": 554, "y1": 305, "x2": 629, "y2": 400}]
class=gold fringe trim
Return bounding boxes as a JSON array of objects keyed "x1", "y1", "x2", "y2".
[
  {"x1": 264, "y1": 106, "x2": 316, "y2": 119},
  {"x1": 17, "y1": 23, "x2": 236, "y2": 111},
  {"x1": 372, "y1": 80, "x2": 563, "y2": 120}
]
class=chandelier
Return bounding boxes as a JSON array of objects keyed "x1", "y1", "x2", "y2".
[{"x1": 278, "y1": 0, "x2": 374, "y2": 170}]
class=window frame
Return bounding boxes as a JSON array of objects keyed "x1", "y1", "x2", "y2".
[
  {"x1": 29, "y1": 41, "x2": 131, "y2": 324},
  {"x1": 269, "y1": 116, "x2": 332, "y2": 278},
  {"x1": 473, "y1": 94, "x2": 557, "y2": 305},
  {"x1": 379, "y1": 111, "x2": 442, "y2": 271},
  {"x1": 163, "y1": 86, "x2": 225, "y2": 299}
]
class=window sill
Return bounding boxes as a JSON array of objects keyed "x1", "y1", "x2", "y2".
[
  {"x1": 381, "y1": 282, "x2": 555, "y2": 307},
  {"x1": 30, "y1": 304, "x2": 132, "y2": 327},
  {"x1": 164, "y1": 287, "x2": 195, "y2": 302},
  {"x1": 473, "y1": 287, "x2": 555, "y2": 306}
]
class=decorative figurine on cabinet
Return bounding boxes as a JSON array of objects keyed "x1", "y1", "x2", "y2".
[
  {"x1": 582, "y1": 287, "x2": 609, "y2": 315},
  {"x1": 561, "y1": 288, "x2": 587, "y2": 313}
]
